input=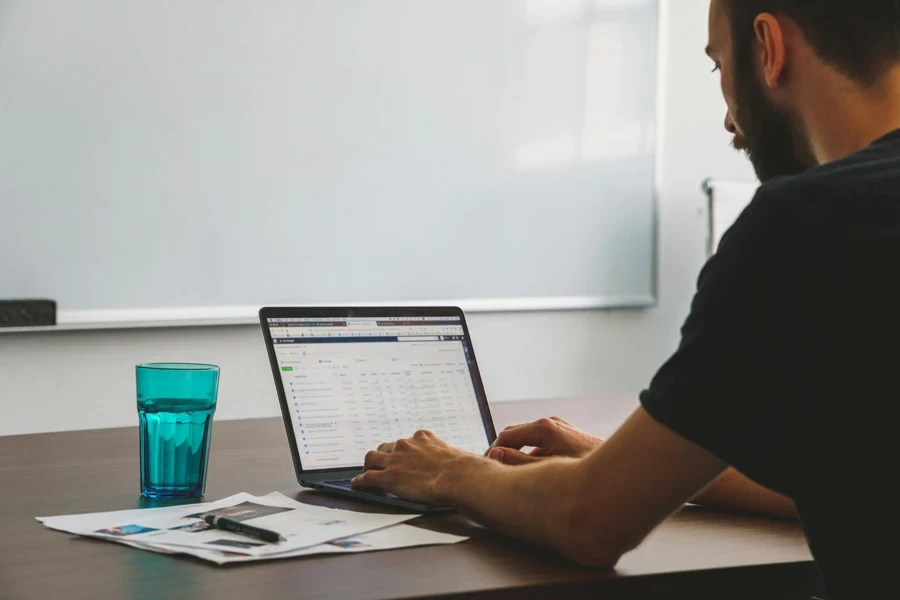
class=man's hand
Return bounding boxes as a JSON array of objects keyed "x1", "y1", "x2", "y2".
[
  {"x1": 349, "y1": 408, "x2": 729, "y2": 569},
  {"x1": 350, "y1": 429, "x2": 478, "y2": 505},
  {"x1": 488, "y1": 416, "x2": 602, "y2": 465}
]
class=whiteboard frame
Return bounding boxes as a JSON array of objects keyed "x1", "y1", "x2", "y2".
[{"x1": 0, "y1": 295, "x2": 656, "y2": 333}]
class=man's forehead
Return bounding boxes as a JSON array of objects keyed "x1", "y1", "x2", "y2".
[{"x1": 707, "y1": 0, "x2": 729, "y2": 54}]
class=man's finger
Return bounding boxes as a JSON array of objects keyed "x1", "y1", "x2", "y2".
[
  {"x1": 377, "y1": 442, "x2": 395, "y2": 453},
  {"x1": 500, "y1": 423, "x2": 527, "y2": 432},
  {"x1": 493, "y1": 420, "x2": 556, "y2": 451},
  {"x1": 488, "y1": 447, "x2": 544, "y2": 466},
  {"x1": 484, "y1": 423, "x2": 526, "y2": 455},
  {"x1": 351, "y1": 469, "x2": 385, "y2": 489},
  {"x1": 363, "y1": 450, "x2": 389, "y2": 471}
]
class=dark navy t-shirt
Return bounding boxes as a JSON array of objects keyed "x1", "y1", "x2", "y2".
[{"x1": 641, "y1": 129, "x2": 900, "y2": 599}]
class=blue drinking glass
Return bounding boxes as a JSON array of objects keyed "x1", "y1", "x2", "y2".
[{"x1": 136, "y1": 363, "x2": 219, "y2": 498}]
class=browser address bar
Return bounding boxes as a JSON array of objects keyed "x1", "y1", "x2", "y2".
[{"x1": 396, "y1": 336, "x2": 441, "y2": 342}]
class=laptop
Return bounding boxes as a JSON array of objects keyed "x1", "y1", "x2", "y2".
[{"x1": 259, "y1": 306, "x2": 497, "y2": 512}]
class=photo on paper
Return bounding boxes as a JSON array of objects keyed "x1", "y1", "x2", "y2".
[
  {"x1": 326, "y1": 538, "x2": 371, "y2": 549},
  {"x1": 168, "y1": 521, "x2": 212, "y2": 533},
  {"x1": 206, "y1": 538, "x2": 266, "y2": 549},
  {"x1": 94, "y1": 524, "x2": 159, "y2": 537},
  {"x1": 183, "y1": 501, "x2": 292, "y2": 523}
]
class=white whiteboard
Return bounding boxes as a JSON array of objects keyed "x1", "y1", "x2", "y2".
[{"x1": 0, "y1": 0, "x2": 659, "y2": 316}]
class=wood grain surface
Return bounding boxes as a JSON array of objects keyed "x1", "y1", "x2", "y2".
[{"x1": 0, "y1": 397, "x2": 819, "y2": 599}]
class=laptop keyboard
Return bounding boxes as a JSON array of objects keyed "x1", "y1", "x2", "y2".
[{"x1": 326, "y1": 479, "x2": 397, "y2": 498}]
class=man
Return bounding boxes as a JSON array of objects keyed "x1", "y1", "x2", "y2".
[{"x1": 352, "y1": 1, "x2": 900, "y2": 597}]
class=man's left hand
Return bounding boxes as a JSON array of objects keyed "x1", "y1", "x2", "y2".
[{"x1": 350, "y1": 430, "x2": 476, "y2": 505}]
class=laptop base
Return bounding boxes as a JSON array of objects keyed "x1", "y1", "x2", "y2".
[{"x1": 301, "y1": 480, "x2": 454, "y2": 514}]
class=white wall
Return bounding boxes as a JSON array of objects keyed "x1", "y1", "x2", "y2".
[{"x1": 0, "y1": 0, "x2": 755, "y2": 436}]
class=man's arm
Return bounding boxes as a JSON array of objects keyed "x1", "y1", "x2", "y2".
[
  {"x1": 488, "y1": 417, "x2": 798, "y2": 520},
  {"x1": 354, "y1": 407, "x2": 727, "y2": 567},
  {"x1": 693, "y1": 468, "x2": 797, "y2": 519}
]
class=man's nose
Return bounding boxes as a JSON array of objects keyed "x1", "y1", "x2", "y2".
[{"x1": 724, "y1": 111, "x2": 737, "y2": 135}]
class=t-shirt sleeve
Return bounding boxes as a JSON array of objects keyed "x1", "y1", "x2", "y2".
[{"x1": 640, "y1": 189, "x2": 799, "y2": 491}]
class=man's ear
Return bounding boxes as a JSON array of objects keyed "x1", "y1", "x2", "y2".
[{"x1": 753, "y1": 13, "x2": 787, "y2": 89}]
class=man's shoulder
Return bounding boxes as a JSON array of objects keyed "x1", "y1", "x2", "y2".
[
  {"x1": 757, "y1": 135, "x2": 900, "y2": 203},
  {"x1": 714, "y1": 178, "x2": 793, "y2": 258},
  {"x1": 753, "y1": 163, "x2": 847, "y2": 205},
  {"x1": 721, "y1": 151, "x2": 891, "y2": 251}
]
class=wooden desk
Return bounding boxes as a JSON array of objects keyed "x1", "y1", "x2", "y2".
[{"x1": 0, "y1": 397, "x2": 819, "y2": 599}]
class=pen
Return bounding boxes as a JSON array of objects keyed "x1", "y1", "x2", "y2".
[{"x1": 204, "y1": 515, "x2": 286, "y2": 543}]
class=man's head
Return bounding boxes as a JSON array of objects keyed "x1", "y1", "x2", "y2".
[{"x1": 707, "y1": 0, "x2": 900, "y2": 182}]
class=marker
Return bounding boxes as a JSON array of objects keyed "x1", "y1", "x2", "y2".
[{"x1": 204, "y1": 515, "x2": 286, "y2": 543}]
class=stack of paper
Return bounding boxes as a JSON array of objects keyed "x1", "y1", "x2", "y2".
[{"x1": 38, "y1": 492, "x2": 466, "y2": 564}]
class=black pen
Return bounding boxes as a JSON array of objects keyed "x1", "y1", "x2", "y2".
[{"x1": 204, "y1": 515, "x2": 286, "y2": 543}]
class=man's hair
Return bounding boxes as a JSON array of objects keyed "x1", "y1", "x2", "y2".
[{"x1": 723, "y1": 0, "x2": 900, "y2": 84}]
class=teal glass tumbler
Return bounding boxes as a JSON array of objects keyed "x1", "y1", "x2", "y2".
[{"x1": 136, "y1": 363, "x2": 219, "y2": 498}]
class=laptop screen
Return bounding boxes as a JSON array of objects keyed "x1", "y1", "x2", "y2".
[{"x1": 267, "y1": 315, "x2": 491, "y2": 471}]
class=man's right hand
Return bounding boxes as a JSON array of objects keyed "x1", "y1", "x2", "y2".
[{"x1": 487, "y1": 417, "x2": 602, "y2": 465}]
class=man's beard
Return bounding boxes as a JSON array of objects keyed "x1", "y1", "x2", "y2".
[{"x1": 732, "y1": 61, "x2": 815, "y2": 182}]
